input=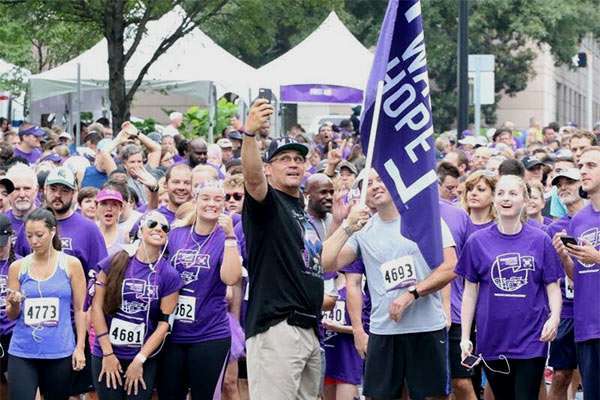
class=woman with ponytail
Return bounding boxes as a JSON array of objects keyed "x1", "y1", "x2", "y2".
[
  {"x1": 90, "y1": 210, "x2": 182, "y2": 399},
  {"x1": 157, "y1": 179, "x2": 242, "y2": 400},
  {"x1": 5, "y1": 208, "x2": 87, "y2": 400}
]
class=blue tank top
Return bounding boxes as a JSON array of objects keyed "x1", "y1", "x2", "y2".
[{"x1": 9, "y1": 252, "x2": 75, "y2": 359}]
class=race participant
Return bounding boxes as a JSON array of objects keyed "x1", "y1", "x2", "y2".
[
  {"x1": 0, "y1": 214, "x2": 16, "y2": 399},
  {"x1": 13, "y1": 125, "x2": 44, "y2": 165},
  {"x1": 157, "y1": 180, "x2": 242, "y2": 399},
  {"x1": 96, "y1": 188, "x2": 128, "y2": 256},
  {"x1": 458, "y1": 175, "x2": 562, "y2": 400},
  {"x1": 14, "y1": 166, "x2": 108, "y2": 396},
  {"x1": 552, "y1": 146, "x2": 600, "y2": 400},
  {"x1": 438, "y1": 167, "x2": 474, "y2": 400},
  {"x1": 437, "y1": 162, "x2": 461, "y2": 204},
  {"x1": 0, "y1": 175, "x2": 12, "y2": 213},
  {"x1": 90, "y1": 211, "x2": 181, "y2": 399},
  {"x1": 322, "y1": 168, "x2": 457, "y2": 400},
  {"x1": 305, "y1": 173, "x2": 336, "y2": 239},
  {"x1": 568, "y1": 131, "x2": 595, "y2": 163},
  {"x1": 322, "y1": 273, "x2": 363, "y2": 400},
  {"x1": 461, "y1": 171, "x2": 497, "y2": 236},
  {"x1": 546, "y1": 169, "x2": 584, "y2": 400},
  {"x1": 5, "y1": 163, "x2": 37, "y2": 236},
  {"x1": 6, "y1": 208, "x2": 87, "y2": 400},
  {"x1": 77, "y1": 187, "x2": 99, "y2": 220},
  {"x1": 527, "y1": 181, "x2": 553, "y2": 228},
  {"x1": 242, "y1": 100, "x2": 323, "y2": 400},
  {"x1": 223, "y1": 175, "x2": 244, "y2": 215}
]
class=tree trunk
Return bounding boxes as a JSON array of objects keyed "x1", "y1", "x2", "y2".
[{"x1": 105, "y1": 0, "x2": 129, "y2": 130}]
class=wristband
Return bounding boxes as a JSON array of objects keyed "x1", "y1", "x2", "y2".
[
  {"x1": 225, "y1": 236, "x2": 237, "y2": 240},
  {"x1": 242, "y1": 130, "x2": 256, "y2": 137},
  {"x1": 225, "y1": 239, "x2": 238, "y2": 247},
  {"x1": 102, "y1": 352, "x2": 114, "y2": 358},
  {"x1": 134, "y1": 353, "x2": 147, "y2": 364},
  {"x1": 96, "y1": 331, "x2": 109, "y2": 340}
]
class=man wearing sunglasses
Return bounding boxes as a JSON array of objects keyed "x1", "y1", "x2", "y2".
[
  {"x1": 241, "y1": 99, "x2": 324, "y2": 400},
  {"x1": 223, "y1": 175, "x2": 244, "y2": 214}
]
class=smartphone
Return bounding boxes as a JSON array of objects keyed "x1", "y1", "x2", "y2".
[
  {"x1": 461, "y1": 355, "x2": 481, "y2": 369},
  {"x1": 560, "y1": 236, "x2": 578, "y2": 247},
  {"x1": 258, "y1": 88, "x2": 273, "y2": 104}
]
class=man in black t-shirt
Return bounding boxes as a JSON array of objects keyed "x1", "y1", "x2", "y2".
[{"x1": 242, "y1": 99, "x2": 324, "y2": 400}]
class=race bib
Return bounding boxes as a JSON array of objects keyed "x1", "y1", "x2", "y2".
[
  {"x1": 565, "y1": 275, "x2": 574, "y2": 300},
  {"x1": 380, "y1": 255, "x2": 416, "y2": 292},
  {"x1": 109, "y1": 318, "x2": 145, "y2": 346},
  {"x1": 324, "y1": 300, "x2": 346, "y2": 325},
  {"x1": 24, "y1": 297, "x2": 59, "y2": 326},
  {"x1": 174, "y1": 295, "x2": 196, "y2": 322}
]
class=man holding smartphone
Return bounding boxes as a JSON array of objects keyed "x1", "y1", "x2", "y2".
[
  {"x1": 553, "y1": 148, "x2": 600, "y2": 400},
  {"x1": 241, "y1": 99, "x2": 324, "y2": 400}
]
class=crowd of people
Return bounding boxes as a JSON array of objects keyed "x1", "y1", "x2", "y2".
[{"x1": 0, "y1": 102, "x2": 598, "y2": 400}]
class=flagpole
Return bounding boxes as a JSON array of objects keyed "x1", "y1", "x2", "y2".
[{"x1": 360, "y1": 80, "x2": 384, "y2": 206}]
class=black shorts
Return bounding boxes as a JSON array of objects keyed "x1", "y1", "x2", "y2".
[
  {"x1": 548, "y1": 318, "x2": 577, "y2": 371},
  {"x1": 0, "y1": 333, "x2": 10, "y2": 383},
  {"x1": 364, "y1": 329, "x2": 450, "y2": 400},
  {"x1": 448, "y1": 323, "x2": 474, "y2": 379}
]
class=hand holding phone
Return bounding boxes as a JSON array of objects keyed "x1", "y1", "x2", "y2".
[
  {"x1": 258, "y1": 88, "x2": 273, "y2": 104},
  {"x1": 461, "y1": 354, "x2": 481, "y2": 369},
  {"x1": 560, "y1": 236, "x2": 578, "y2": 247}
]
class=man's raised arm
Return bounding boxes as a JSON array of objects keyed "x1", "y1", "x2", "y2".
[{"x1": 242, "y1": 99, "x2": 273, "y2": 202}]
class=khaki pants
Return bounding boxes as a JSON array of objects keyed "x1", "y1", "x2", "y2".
[{"x1": 246, "y1": 319, "x2": 321, "y2": 400}]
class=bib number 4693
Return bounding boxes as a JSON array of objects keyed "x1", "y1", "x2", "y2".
[{"x1": 380, "y1": 255, "x2": 416, "y2": 292}]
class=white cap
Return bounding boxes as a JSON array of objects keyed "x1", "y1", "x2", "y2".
[{"x1": 58, "y1": 132, "x2": 72, "y2": 140}]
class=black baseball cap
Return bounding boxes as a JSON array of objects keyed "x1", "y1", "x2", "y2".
[
  {"x1": 521, "y1": 155, "x2": 544, "y2": 170},
  {"x1": 0, "y1": 214, "x2": 12, "y2": 246},
  {"x1": 0, "y1": 177, "x2": 14, "y2": 194},
  {"x1": 265, "y1": 137, "x2": 309, "y2": 162}
]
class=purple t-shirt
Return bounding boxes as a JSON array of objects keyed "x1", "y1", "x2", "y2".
[
  {"x1": 439, "y1": 200, "x2": 470, "y2": 324},
  {"x1": 129, "y1": 205, "x2": 176, "y2": 239},
  {"x1": 5, "y1": 210, "x2": 24, "y2": 237},
  {"x1": 323, "y1": 287, "x2": 364, "y2": 384},
  {"x1": 545, "y1": 216, "x2": 573, "y2": 319},
  {"x1": 15, "y1": 212, "x2": 108, "y2": 279},
  {"x1": 340, "y1": 258, "x2": 371, "y2": 332},
  {"x1": 13, "y1": 147, "x2": 42, "y2": 165},
  {"x1": 92, "y1": 255, "x2": 182, "y2": 360},
  {"x1": 167, "y1": 225, "x2": 232, "y2": 343},
  {"x1": 455, "y1": 224, "x2": 562, "y2": 360},
  {"x1": 567, "y1": 205, "x2": 600, "y2": 342},
  {"x1": 0, "y1": 258, "x2": 15, "y2": 336}
]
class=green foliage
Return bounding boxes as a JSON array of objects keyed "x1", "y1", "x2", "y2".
[
  {"x1": 132, "y1": 118, "x2": 157, "y2": 135},
  {"x1": 179, "y1": 98, "x2": 238, "y2": 141}
]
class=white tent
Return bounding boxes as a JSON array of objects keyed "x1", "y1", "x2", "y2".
[
  {"x1": 29, "y1": 7, "x2": 257, "y2": 133},
  {"x1": 0, "y1": 58, "x2": 30, "y2": 121},
  {"x1": 258, "y1": 11, "x2": 373, "y2": 104}
]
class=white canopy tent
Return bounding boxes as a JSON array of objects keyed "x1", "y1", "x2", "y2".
[
  {"x1": 0, "y1": 58, "x2": 30, "y2": 122},
  {"x1": 29, "y1": 7, "x2": 257, "y2": 140},
  {"x1": 258, "y1": 11, "x2": 373, "y2": 105}
]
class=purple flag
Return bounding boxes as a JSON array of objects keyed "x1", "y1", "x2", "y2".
[{"x1": 360, "y1": 0, "x2": 442, "y2": 268}]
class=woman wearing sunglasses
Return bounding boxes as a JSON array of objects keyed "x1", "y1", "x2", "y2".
[
  {"x1": 223, "y1": 175, "x2": 244, "y2": 215},
  {"x1": 157, "y1": 180, "x2": 242, "y2": 400},
  {"x1": 90, "y1": 211, "x2": 182, "y2": 399}
]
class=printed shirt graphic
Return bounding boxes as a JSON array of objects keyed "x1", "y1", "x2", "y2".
[
  {"x1": 92, "y1": 256, "x2": 182, "y2": 360},
  {"x1": 294, "y1": 209, "x2": 324, "y2": 279},
  {"x1": 167, "y1": 226, "x2": 231, "y2": 343},
  {"x1": 455, "y1": 224, "x2": 562, "y2": 359},
  {"x1": 567, "y1": 204, "x2": 600, "y2": 342},
  {"x1": 545, "y1": 217, "x2": 573, "y2": 319}
]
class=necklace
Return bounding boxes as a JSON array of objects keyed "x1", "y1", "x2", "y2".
[{"x1": 188, "y1": 221, "x2": 215, "y2": 253}]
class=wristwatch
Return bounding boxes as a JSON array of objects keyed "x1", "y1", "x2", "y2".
[{"x1": 408, "y1": 285, "x2": 420, "y2": 300}]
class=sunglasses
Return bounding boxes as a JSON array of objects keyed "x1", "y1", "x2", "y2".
[
  {"x1": 145, "y1": 219, "x2": 170, "y2": 233},
  {"x1": 225, "y1": 193, "x2": 243, "y2": 201}
]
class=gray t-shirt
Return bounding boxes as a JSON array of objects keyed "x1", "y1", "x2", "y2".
[{"x1": 347, "y1": 213, "x2": 455, "y2": 335}]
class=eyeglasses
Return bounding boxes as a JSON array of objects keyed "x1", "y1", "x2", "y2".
[
  {"x1": 145, "y1": 219, "x2": 170, "y2": 233},
  {"x1": 225, "y1": 193, "x2": 243, "y2": 201}
]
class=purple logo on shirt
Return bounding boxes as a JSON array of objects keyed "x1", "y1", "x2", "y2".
[
  {"x1": 579, "y1": 228, "x2": 600, "y2": 268},
  {"x1": 0, "y1": 275, "x2": 6, "y2": 317},
  {"x1": 120, "y1": 278, "x2": 158, "y2": 314},
  {"x1": 491, "y1": 253, "x2": 536, "y2": 292},
  {"x1": 171, "y1": 250, "x2": 210, "y2": 286}
]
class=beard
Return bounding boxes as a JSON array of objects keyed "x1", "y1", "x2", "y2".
[{"x1": 50, "y1": 200, "x2": 72, "y2": 215}]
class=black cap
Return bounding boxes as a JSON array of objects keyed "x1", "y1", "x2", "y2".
[
  {"x1": 521, "y1": 155, "x2": 544, "y2": 170},
  {"x1": 227, "y1": 131, "x2": 243, "y2": 141},
  {"x1": 0, "y1": 177, "x2": 14, "y2": 195},
  {"x1": 265, "y1": 137, "x2": 309, "y2": 162},
  {"x1": 0, "y1": 214, "x2": 12, "y2": 246}
]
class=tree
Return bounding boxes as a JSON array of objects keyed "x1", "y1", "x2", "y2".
[{"x1": 2, "y1": 0, "x2": 229, "y2": 129}]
